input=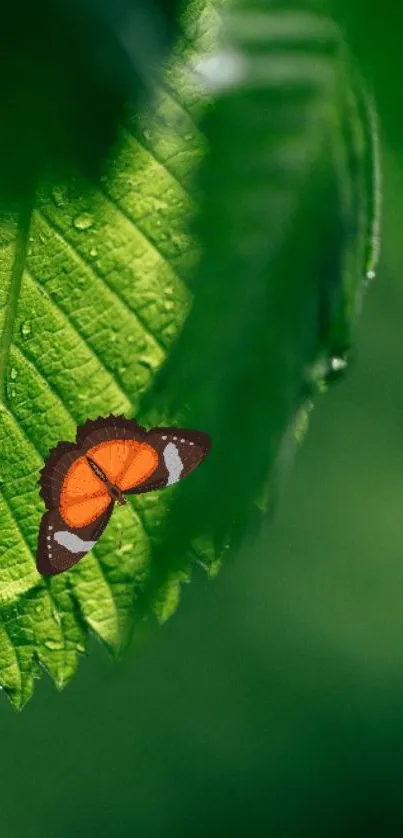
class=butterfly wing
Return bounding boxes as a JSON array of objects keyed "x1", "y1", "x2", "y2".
[
  {"x1": 36, "y1": 415, "x2": 211, "y2": 576},
  {"x1": 37, "y1": 504, "x2": 113, "y2": 575},
  {"x1": 37, "y1": 416, "x2": 128, "y2": 575},
  {"x1": 118, "y1": 427, "x2": 211, "y2": 494}
]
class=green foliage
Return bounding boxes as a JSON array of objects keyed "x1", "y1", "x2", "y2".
[
  {"x1": 0, "y1": 3, "x2": 217, "y2": 708},
  {"x1": 0, "y1": 0, "x2": 379, "y2": 707},
  {"x1": 143, "y1": 4, "x2": 379, "y2": 581},
  {"x1": 0, "y1": 0, "x2": 184, "y2": 201}
]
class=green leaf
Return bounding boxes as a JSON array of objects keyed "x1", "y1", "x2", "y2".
[
  {"x1": 0, "y1": 1, "x2": 220, "y2": 709},
  {"x1": 0, "y1": 0, "x2": 379, "y2": 709}
]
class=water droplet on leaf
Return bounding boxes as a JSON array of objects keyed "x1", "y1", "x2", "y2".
[
  {"x1": 153, "y1": 198, "x2": 168, "y2": 211},
  {"x1": 89, "y1": 247, "x2": 97, "y2": 257},
  {"x1": 330, "y1": 357, "x2": 347, "y2": 373},
  {"x1": 51, "y1": 607, "x2": 61, "y2": 624},
  {"x1": 117, "y1": 543, "x2": 133, "y2": 555},
  {"x1": 21, "y1": 321, "x2": 31, "y2": 338},
  {"x1": 52, "y1": 186, "x2": 66, "y2": 207},
  {"x1": 10, "y1": 368, "x2": 18, "y2": 380},
  {"x1": 73, "y1": 213, "x2": 94, "y2": 231},
  {"x1": 44, "y1": 640, "x2": 63, "y2": 651}
]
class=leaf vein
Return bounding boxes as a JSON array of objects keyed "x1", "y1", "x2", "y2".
[
  {"x1": 25, "y1": 266, "x2": 132, "y2": 408},
  {"x1": 0, "y1": 456, "x2": 61, "y2": 663},
  {"x1": 97, "y1": 182, "x2": 186, "y2": 284},
  {"x1": 36, "y1": 209, "x2": 167, "y2": 355},
  {"x1": 0, "y1": 200, "x2": 34, "y2": 402},
  {"x1": 122, "y1": 126, "x2": 195, "y2": 203}
]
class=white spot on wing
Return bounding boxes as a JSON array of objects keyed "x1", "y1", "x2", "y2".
[
  {"x1": 163, "y1": 443, "x2": 184, "y2": 486},
  {"x1": 54, "y1": 531, "x2": 97, "y2": 554}
]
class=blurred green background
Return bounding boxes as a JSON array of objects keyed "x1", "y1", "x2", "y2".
[{"x1": 0, "y1": 149, "x2": 402, "y2": 836}]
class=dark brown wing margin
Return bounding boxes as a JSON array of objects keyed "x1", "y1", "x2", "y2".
[{"x1": 37, "y1": 504, "x2": 113, "y2": 576}]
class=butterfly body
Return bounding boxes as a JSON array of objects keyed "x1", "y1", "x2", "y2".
[
  {"x1": 86, "y1": 455, "x2": 127, "y2": 505},
  {"x1": 37, "y1": 415, "x2": 210, "y2": 576}
]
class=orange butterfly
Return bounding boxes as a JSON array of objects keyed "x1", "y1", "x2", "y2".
[{"x1": 37, "y1": 415, "x2": 211, "y2": 576}]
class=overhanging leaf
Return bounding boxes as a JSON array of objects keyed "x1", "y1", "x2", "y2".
[{"x1": 141, "y1": 5, "x2": 380, "y2": 592}]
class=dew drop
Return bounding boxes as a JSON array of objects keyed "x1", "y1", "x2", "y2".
[
  {"x1": 117, "y1": 543, "x2": 133, "y2": 555},
  {"x1": 73, "y1": 213, "x2": 94, "y2": 231},
  {"x1": 76, "y1": 642, "x2": 86, "y2": 654},
  {"x1": 163, "y1": 300, "x2": 174, "y2": 311},
  {"x1": 366, "y1": 269, "x2": 376, "y2": 281},
  {"x1": 51, "y1": 186, "x2": 66, "y2": 207},
  {"x1": 139, "y1": 356, "x2": 153, "y2": 369},
  {"x1": 153, "y1": 198, "x2": 168, "y2": 211},
  {"x1": 20, "y1": 321, "x2": 31, "y2": 338},
  {"x1": 119, "y1": 366, "x2": 127, "y2": 375},
  {"x1": 51, "y1": 607, "x2": 61, "y2": 625},
  {"x1": 89, "y1": 247, "x2": 98, "y2": 257},
  {"x1": 44, "y1": 640, "x2": 63, "y2": 651},
  {"x1": 10, "y1": 368, "x2": 18, "y2": 380},
  {"x1": 10, "y1": 389, "x2": 16, "y2": 398},
  {"x1": 330, "y1": 357, "x2": 347, "y2": 373}
]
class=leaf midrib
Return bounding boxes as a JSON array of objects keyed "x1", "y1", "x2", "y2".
[{"x1": 0, "y1": 201, "x2": 34, "y2": 402}]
